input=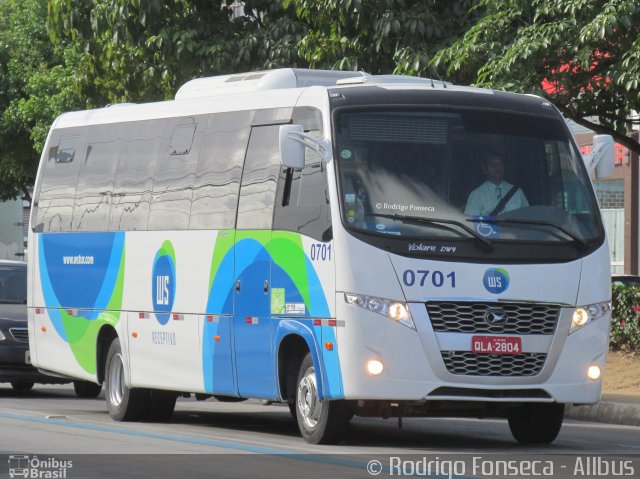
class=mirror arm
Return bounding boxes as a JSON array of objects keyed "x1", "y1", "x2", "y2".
[{"x1": 286, "y1": 131, "x2": 333, "y2": 162}]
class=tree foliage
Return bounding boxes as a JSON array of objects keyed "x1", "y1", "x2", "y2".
[
  {"x1": 290, "y1": 0, "x2": 478, "y2": 75},
  {"x1": 48, "y1": 0, "x2": 308, "y2": 104},
  {"x1": 0, "y1": 0, "x2": 80, "y2": 200},
  {"x1": 435, "y1": 0, "x2": 640, "y2": 154}
]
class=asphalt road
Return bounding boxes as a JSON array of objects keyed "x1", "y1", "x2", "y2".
[{"x1": 0, "y1": 384, "x2": 638, "y2": 479}]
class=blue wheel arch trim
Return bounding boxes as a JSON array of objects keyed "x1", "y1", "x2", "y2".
[{"x1": 274, "y1": 320, "x2": 325, "y2": 401}]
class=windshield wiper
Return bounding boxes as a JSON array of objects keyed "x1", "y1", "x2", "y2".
[
  {"x1": 467, "y1": 217, "x2": 589, "y2": 249},
  {"x1": 364, "y1": 213, "x2": 493, "y2": 251}
]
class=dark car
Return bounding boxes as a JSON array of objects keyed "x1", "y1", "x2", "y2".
[{"x1": 0, "y1": 260, "x2": 68, "y2": 391}]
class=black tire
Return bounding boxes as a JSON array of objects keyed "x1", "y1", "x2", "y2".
[
  {"x1": 73, "y1": 380, "x2": 102, "y2": 398},
  {"x1": 508, "y1": 403, "x2": 565, "y2": 444},
  {"x1": 145, "y1": 390, "x2": 177, "y2": 422},
  {"x1": 11, "y1": 381, "x2": 34, "y2": 391},
  {"x1": 104, "y1": 338, "x2": 150, "y2": 421},
  {"x1": 294, "y1": 352, "x2": 352, "y2": 444}
]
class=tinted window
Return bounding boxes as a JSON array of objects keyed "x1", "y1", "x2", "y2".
[
  {"x1": 189, "y1": 111, "x2": 252, "y2": 230},
  {"x1": 148, "y1": 118, "x2": 201, "y2": 230},
  {"x1": 34, "y1": 129, "x2": 86, "y2": 232},
  {"x1": 335, "y1": 108, "x2": 601, "y2": 245},
  {"x1": 236, "y1": 125, "x2": 281, "y2": 230},
  {"x1": 0, "y1": 264, "x2": 26, "y2": 303},
  {"x1": 72, "y1": 125, "x2": 124, "y2": 231},
  {"x1": 274, "y1": 161, "x2": 331, "y2": 241},
  {"x1": 110, "y1": 120, "x2": 162, "y2": 231}
]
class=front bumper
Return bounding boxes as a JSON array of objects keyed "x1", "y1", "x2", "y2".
[
  {"x1": 336, "y1": 299, "x2": 609, "y2": 405},
  {"x1": 0, "y1": 344, "x2": 68, "y2": 384}
]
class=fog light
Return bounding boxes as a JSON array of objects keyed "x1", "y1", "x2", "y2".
[
  {"x1": 367, "y1": 359, "x2": 384, "y2": 376},
  {"x1": 587, "y1": 365, "x2": 601, "y2": 381}
]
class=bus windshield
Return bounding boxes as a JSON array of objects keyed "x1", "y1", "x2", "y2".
[{"x1": 335, "y1": 108, "x2": 602, "y2": 246}]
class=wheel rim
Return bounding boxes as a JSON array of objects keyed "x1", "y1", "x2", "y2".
[
  {"x1": 108, "y1": 353, "x2": 125, "y2": 407},
  {"x1": 297, "y1": 366, "x2": 322, "y2": 429}
]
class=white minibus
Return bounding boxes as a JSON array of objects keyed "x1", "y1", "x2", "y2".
[{"x1": 28, "y1": 69, "x2": 613, "y2": 444}]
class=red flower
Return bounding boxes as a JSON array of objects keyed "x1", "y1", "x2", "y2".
[
  {"x1": 620, "y1": 320, "x2": 625, "y2": 328},
  {"x1": 633, "y1": 305, "x2": 639, "y2": 313}
]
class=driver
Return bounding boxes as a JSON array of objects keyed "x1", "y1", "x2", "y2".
[{"x1": 464, "y1": 153, "x2": 528, "y2": 216}]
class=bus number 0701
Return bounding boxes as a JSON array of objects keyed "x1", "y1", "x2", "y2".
[
  {"x1": 403, "y1": 270, "x2": 456, "y2": 288},
  {"x1": 310, "y1": 243, "x2": 332, "y2": 261}
]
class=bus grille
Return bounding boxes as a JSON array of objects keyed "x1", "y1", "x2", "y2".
[
  {"x1": 9, "y1": 328, "x2": 29, "y2": 343},
  {"x1": 427, "y1": 302, "x2": 560, "y2": 335},
  {"x1": 442, "y1": 351, "x2": 547, "y2": 377}
]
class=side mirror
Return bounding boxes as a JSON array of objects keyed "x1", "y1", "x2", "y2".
[
  {"x1": 593, "y1": 135, "x2": 615, "y2": 179},
  {"x1": 279, "y1": 125, "x2": 305, "y2": 169},
  {"x1": 583, "y1": 134, "x2": 614, "y2": 179}
]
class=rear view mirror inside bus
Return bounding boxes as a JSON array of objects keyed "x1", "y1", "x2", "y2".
[{"x1": 279, "y1": 124, "x2": 305, "y2": 168}]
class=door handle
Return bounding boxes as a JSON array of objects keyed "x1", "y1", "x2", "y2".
[
  {"x1": 264, "y1": 280, "x2": 269, "y2": 293},
  {"x1": 235, "y1": 280, "x2": 241, "y2": 292}
]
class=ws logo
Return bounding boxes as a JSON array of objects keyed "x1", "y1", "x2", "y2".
[
  {"x1": 152, "y1": 241, "x2": 176, "y2": 325},
  {"x1": 483, "y1": 268, "x2": 510, "y2": 294}
]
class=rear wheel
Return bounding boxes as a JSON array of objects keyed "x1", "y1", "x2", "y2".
[
  {"x1": 11, "y1": 381, "x2": 34, "y2": 391},
  {"x1": 104, "y1": 338, "x2": 150, "y2": 421},
  {"x1": 294, "y1": 352, "x2": 352, "y2": 444},
  {"x1": 508, "y1": 403, "x2": 565, "y2": 444},
  {"x1": 73, "y1": 380, "x2": 102, "y2": 398}
]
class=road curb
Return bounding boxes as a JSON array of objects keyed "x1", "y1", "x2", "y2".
[{"x1": 566, "y1": 400, "x2": 640, "y2": 427}]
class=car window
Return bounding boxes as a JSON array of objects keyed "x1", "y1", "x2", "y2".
[{"x1": 0, "y1": 266, "x2": 27, "y2": 303}]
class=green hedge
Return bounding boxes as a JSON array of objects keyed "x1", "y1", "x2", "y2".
[{"x1": 611, "y1": 284, "x2": 640, "y2": 351}]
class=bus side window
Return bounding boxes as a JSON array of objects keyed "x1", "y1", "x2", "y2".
[
  {"x1": 189, "y1": 111, "x2": 252, "y2": 230},
  {"x1": 34, "y1": 130, "x2": 85, "y2": 232},
  {"x1": 236, "y1": 125, "x2": 282, "y2": 230},
  {"x1": 273, "y1": 160, "x2": 331, "y2": 242},
  {"x1": 72, "y1": 125, "x2": 124, "y2": 232},
  {"x1": 109, "y1": 120, "x2": 162, "y2": 231},
  {"x1": 148, "y1": 118, "x2": 202, "y2": 231}
]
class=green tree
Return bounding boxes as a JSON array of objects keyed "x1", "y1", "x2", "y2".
[
  {"x1": 48, "y1": 0, "x2": 308, "y2": 105},
  {"x1": 290, "y1": 0, "x2": 477, "y2": 75},
  {"x1": 0, "y1": 0, "x2": 80, "y2": 200},
  {"x1": 435, "y1": 0, "x2": 640, "y2": 154}
]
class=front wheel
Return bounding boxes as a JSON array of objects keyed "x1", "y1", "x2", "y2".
[
  {"x1": 104, "y1": 338, "x2": 150, "y2": 421},
  {"x1": 508, "y1": 403, "x2": 565, "y2": 444},
  {"x1": 294, "y1": 352, "x2": 352, "y2": 444}
]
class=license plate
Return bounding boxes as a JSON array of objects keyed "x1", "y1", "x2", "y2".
[{"x1": 472, "y1": 336, "x2": 522, "y2": 355}]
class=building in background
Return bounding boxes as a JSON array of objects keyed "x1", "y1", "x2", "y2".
[
  {"x1": 568, "y1": 120, "x2": 639, "y2": 274},
  {"x1": 0, "y1": 198, "x2": 25, "y2": 261}
]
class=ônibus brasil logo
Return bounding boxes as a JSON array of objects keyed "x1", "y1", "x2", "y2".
[
  {"x1": 483, "y1": 268, "x2": 510, "y2": 294},
  {"x1": 152, "y1": 241, "x2": 176, "y2": 325}
]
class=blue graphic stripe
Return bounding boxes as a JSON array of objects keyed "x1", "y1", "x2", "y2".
[
  {"x1": 38, "y1": 235, "x2": 66, "y2": 340},
  {"x1": 90, "y1": 233, "x2": 125, "y2": 319}
]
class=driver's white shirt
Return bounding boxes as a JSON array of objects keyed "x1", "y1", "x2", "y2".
[{"x1": 464, "y1": 180, "x2": 528, "y2": 216}]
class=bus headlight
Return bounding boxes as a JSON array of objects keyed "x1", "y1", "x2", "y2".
[
  {"x1": 570, "y1": 302, "x2": 611, "y2": 334},
  {"x1": 0, "y1": 330, "x2": 5, "y2": 341},
  {"x1": 344, "y1": 293, "x2": 415, "y2": 330}
]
